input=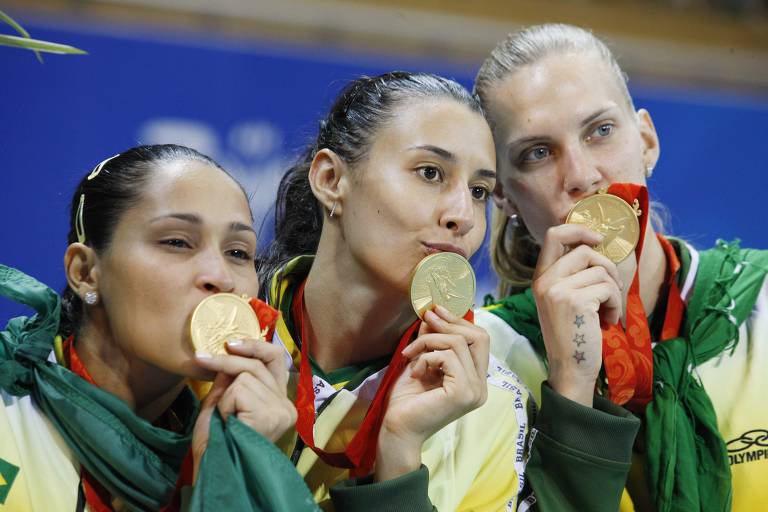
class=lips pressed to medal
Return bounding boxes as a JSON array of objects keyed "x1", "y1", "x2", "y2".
[
  {"x1": 565, "y1": 188, "x2": 642, "y2": 263},
  {"x1": 410, "y1": 252, "x2": 476, "y2": 318},
  {"x1": 190, "y1": 293, "x2": 263, "y2": 355}
]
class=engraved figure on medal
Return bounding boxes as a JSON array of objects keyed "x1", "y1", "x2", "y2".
[
  {"x1": 191, "y1": 294, "x2": 262, "y2": 355},
  {"x1": 566, "y1": 194, "x2": 639, "y2": 263},
  {"x1": 410, "y1": 252, "x2": 475, "y2": 318}
]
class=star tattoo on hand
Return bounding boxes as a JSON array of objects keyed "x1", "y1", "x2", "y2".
[
  {"x1": 573, "y1": 333, "x2": 586, "y2": 346},
  {"x1": 574, "y1": 314, "x2": 585, "y2": 328},
  {"x1": 573, "y1": 350, "x2": 586, "y2": 364}
]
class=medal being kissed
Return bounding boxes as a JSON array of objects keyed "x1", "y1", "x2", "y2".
[
  {"x1": 565, "y1": 187, "x2": 642, "y2": 263},
  {"x1": 410, "y1": 251, "x2": 475, "y2": 319},
  {"x1": 190, "y1": 293, "x2": 264, "y2": 355}
]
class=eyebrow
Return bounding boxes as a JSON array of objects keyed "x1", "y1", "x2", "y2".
[
  {"x1": 408, "y1": 144, "x2": 456, "y2": 162},
  {"x1": 149, "y1": 213, "x2": 256, "y2": 235},
  {"x1": 581, "y1": 106, "x2": 615, "y2": 127},
  {"x1": 475, "y1": 169, "x2": 497, "y2": 180}
]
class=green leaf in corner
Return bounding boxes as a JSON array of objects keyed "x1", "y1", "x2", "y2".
[
  {"x1": 0, "y1": 34, "x2": 87, "y2": 55},
  {"x1": 0, "y1": 8, "x2": 43, "y2": 62}
]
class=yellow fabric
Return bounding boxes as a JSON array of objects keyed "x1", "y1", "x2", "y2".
[
  {"x1": 0, "y1": 389, "x2": 81, "y2": 512},
  {"x1": 270, "y1": 267, "x2": 530, "y2": 511},
  {"x1": 480, "y1": 282, "x2": 768, "y2": 512}
]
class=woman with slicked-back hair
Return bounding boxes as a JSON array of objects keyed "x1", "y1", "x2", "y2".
[
  {"x1": 0, "y1": 144, "x2": 317, "y2": 511},
  {"x1": 476, "y1": 23, "x2": 768, "y2": 512},
  {"x1": 258, "y1": 70, "x2": 639, "y2": 511}
]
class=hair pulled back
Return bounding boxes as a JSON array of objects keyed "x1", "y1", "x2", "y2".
[
  {"x1": 61, "y1": 144, "x2": 230, "y2": 336},
  {"x1": 258, "y1": 71, "x2": 482, "y2": 296}
]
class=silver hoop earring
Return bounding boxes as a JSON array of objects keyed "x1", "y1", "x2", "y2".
[
  {"x1": 84, "y1": 291, "x2": 98, "y2": 305},
  {"x1": 509, "y1": 214, "x2": 520, "y2": 228},
  {"x1": 329, "y1": 202, "x2": 337, "y2": 218}
]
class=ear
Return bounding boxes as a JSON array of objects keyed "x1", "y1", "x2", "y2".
[
  {"x1": 637, "y1": 108, "x2": 660, "y2": 174},
  {"x1": 492, "y1": 181, "x2": 519, "y2": 217},
  {"x1": 64, "y1": 243, "x2": 100, "y2": 301},
  {"x1": 308, "y1": 149, "x2": 349, "y2": 218}
]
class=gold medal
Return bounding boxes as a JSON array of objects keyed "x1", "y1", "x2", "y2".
[
  {"x1": 190, "y1": 293, "x2": 262, "y2": 355},
  {"x1": 410, "y1": 252, "x2": 475, "y2": 318},
  {"x1": 566, "y1": 189, "x2": 641, "y2": 263}
]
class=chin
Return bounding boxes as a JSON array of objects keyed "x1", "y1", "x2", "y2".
[{"x1": 178, "y1": 359, "x2": 215, "y2": 381}]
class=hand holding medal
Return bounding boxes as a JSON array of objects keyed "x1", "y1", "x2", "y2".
[
  {"x1": 373, "y1": 253, "x2": 489, "y2": 482},
  {"x1": 533, "y1": 183, "x2": 653, "y2": 408},
  {"x1": 190, "y1": 294, "x2": 294, "y2": 481}
]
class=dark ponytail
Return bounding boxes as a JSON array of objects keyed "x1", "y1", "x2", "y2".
[
  {"x1": 258, "y1": 71, "x2": 482, "y2": 296},
  {"x1": 60, "y1": 144, "x2": 232, "y2": 337}
]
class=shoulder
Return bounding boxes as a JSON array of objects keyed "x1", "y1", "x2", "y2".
[
  {"x1": 476, "y1": 310, "x2": 548, "y2": 403},
  {"x1": 476, "y1": 309, "x2": 538, "y2": 361}
]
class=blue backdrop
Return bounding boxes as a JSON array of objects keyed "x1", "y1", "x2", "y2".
[{"x1": 2, "y1": 15, "x2": 767, "y2": 321}]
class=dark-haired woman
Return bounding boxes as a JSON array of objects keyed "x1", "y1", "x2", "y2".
[
  {"x1": 0, "y1": 145, "x2": 316, "y2": 511},
  {"x1": 258, "y1": 71, "x2": 640, "y2": 510}
]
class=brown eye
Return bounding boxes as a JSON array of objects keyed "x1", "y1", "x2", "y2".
[
  {"x1": 417, "y1": 166, "x2": 442, "y2": 182},
  {"x1": 227, "y1": 249, "x2": 252, "y2": 261},
  {"x1": 161, "y1": 238, "x2": 191, "y2": 249},
  {"x1": 471, "y1": 186, "x2": 489, "y2": 201}
]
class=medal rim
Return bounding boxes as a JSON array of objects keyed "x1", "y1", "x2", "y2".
[{"x1": 409, "y1": 252, "x2": 476, "y2": 319}]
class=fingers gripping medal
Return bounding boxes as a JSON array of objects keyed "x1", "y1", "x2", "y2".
[
  {"x1": 410, "y1": 252, "x2": 476, "y2": 318},
  {"x1": 566, "y1": 188, "x2": 642, "y2": 263},
  {"x1": 190, "y1": 293, "x2": 264, "y2": 355}
]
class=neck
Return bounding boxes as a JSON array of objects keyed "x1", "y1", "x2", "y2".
[
  {"x1": 75, "y1": 318, "x2": 186, "y2": 423},
  {"x1": 302, "y1": 239, "x2": 416, "y2": 373},
  {"x1": 617, "y1": 225, "x2": 667, "y2": 320}
]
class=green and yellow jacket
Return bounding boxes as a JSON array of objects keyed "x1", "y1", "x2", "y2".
[
  {"x1": 481, "y1": 239, "x2": 768, "y2": 512},
  {"x1": 267, "y1": 256, "x2": 641, "y2": 511}
]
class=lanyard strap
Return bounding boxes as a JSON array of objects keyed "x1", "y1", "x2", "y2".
[
  {"x1": 291, "y1": 280, "x2": 474, "y2": 477},
  {"x1": 599, "y1": 185, "x2": 684, "y2": 411}
]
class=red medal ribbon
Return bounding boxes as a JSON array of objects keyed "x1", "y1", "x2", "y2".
[
  {"x1": 291, "y1": 280, "x2": 473, "y2": 477},
  {"x1": 599, "y1": 184, "x2": 684, "y2": 411}
]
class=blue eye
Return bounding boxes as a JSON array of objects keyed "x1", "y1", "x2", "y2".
[
  {"x1": 590, "y1": 123, "x2": 614, "y2": 139},
  {"x1": 417, "y1": 166, "x2": 442, "y2": 182},
  {"x1": 521, "y1": 146, "x2": 550, "y2": 163}
]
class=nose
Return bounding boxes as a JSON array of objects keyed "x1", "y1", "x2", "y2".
[
  {"x1": 195, "y1": 250, "x2": 236, "y2": 294},
  {"x1": 439, "y1": 184, "x2": 475, "y2": 236},
  {"x1": 561, "y1": 143, "x2": 602, "y2": 197}
]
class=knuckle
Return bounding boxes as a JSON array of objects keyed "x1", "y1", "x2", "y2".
[{"x1": 544, "y1": 225, "x2": 559, "y2": 242}]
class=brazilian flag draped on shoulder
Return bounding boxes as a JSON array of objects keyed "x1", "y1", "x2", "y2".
[
  {"x1": 486, "y1": 240, "x2": 768, "y2": 512},
  {"x1": 0, "y1": 263, "x2": 318, "y2": 512}
]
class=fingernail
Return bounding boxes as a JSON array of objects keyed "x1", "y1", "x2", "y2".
[
  {"x1": 195, "y1": 351, "x2": 213, "y2": 359},
  {"x1": 227, "y1": 339, "x2": 244, "y2": 347},
  {"x1": 424, "y1": 310, "x2": 438, "y2": 322},
  {"x1": 434, "y1": 305, "x2": 450, "y2": 316}
]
